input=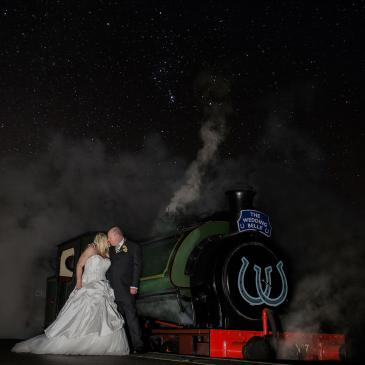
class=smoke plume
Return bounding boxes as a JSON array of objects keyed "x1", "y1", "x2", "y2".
[{"x1": 165, "y1": 73, "x2": 231, "y2": 215}]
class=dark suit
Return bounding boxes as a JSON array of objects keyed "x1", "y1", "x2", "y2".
[{"x1": 107, "y1": 239, "x2": 143, "y2": 350}]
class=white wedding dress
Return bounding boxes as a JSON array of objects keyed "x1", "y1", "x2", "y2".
[{"x1": 12, "y1": 255, "x2": 129, "y2": 355}]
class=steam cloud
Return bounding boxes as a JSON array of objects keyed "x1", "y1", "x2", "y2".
[
  {"x1": 165, "y1": 119, "x2": 225, "y2": 214},
  {"x1": 0, "y1": 134, "x2": 183, "y2": 338},
  {"x1": 165, "y1": 73, "x2": 231, "y2": 215},
  {"x1": 252, "y1": 114, "x2": 365, "y2": 340}
]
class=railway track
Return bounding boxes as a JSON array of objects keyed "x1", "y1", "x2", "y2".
[{"x1": 131, "y1": 352, "x2": 295, "y2": 365}]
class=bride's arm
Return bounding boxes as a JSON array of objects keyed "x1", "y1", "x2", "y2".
[{"x1": 75, "y1": 246, "x2": 96, "y2": 289}]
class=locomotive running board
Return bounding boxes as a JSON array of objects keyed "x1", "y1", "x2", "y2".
[{"x1": 149, "y1": 327, "x2": 345, "y2": 361}]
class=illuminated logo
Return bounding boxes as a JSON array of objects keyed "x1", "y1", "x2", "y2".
[{"x1": 237, "y1": 256, "x2": 288, "y2": 306}]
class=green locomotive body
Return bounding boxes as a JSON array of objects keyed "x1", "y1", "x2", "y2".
[{"x1": 137, "y1": 221, "x2": 230, "y2": 326}]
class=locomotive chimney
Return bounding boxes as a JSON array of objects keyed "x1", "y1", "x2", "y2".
[{"x1": 226, "y1": 187, "x2": 256, "y2": 232}]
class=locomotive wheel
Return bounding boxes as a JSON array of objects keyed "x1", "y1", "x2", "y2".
[{"x1": 243, "y1": 336, "x2": 276, "y2": 361}]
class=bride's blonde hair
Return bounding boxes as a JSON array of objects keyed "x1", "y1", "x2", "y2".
[{"x1": 93, "y1": 233, "x2": 109, "y2": 258}]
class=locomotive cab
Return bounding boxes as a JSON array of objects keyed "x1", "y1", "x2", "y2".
[{"x1": 45, "y1": 232, "x2": 97, "y2": 327}]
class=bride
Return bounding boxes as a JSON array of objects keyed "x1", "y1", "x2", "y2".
[{"x1": 12, "y1": 233, "x2": 129, "y2": 355}]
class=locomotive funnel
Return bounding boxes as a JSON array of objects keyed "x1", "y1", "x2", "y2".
[{"x1": 226, "y1": 188, "x2": 256, "y2": 231}]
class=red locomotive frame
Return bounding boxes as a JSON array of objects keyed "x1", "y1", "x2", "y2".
[{"x1": 148, "y1": 309, "x2": 345, "y2": 361}]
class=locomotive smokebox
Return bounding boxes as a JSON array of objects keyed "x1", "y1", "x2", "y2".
[{"x1": 226, "y1": 188, "x2": 256, "y2": 232}]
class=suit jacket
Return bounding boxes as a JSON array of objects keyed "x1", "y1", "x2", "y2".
[{"x1": 107, "y1": 239, "x2": 142, "y2": 301}]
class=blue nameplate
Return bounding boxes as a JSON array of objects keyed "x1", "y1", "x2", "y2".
[{"x1": 237, "y1": 210, "x2": 272, "y2": 237}]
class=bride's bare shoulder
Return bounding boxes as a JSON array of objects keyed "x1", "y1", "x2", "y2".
[{"x1": 83, "y1": 244, "x2": 97, "y2": 256}]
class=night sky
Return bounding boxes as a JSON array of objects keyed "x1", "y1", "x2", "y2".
[
  {"x1": 1, "y1": 1, "x2": 364, "y2": 206},
  {"x1": 1, "y1": 1, "x2": 365, "y2": 341}
]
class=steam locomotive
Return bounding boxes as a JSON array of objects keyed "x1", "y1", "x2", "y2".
[{"x1": 45, "y1": 189, "x2": 345, "y2": 361}]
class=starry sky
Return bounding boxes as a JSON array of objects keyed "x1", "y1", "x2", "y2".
[
  {"x1": 0, "y1": 1, "x2": 364, "y2": 206},
  {"x1": 1, "y1": 1, "x2": 365, "y2": 341}
]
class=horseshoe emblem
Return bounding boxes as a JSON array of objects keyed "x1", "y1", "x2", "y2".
[{"x1": 237, "y1": 256, "x2": 288, "y2": 307}]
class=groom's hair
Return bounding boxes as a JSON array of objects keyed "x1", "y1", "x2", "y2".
[{"x1": 109, "y1": 226, "x2": 124, "y2": 237}]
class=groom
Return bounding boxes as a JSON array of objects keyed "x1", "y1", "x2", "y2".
[{"x1": 107, "y1": 226, "x2": 144, "y2": 353}]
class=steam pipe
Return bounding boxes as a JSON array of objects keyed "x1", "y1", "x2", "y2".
[{"x1": 262, "y1": 308, "x2": 269, "y2": 336}]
